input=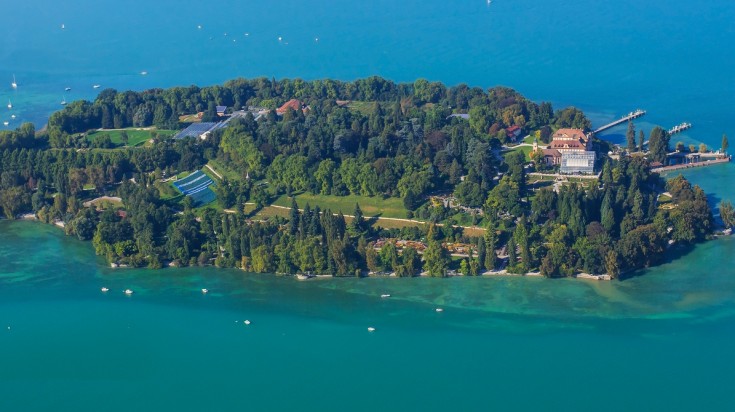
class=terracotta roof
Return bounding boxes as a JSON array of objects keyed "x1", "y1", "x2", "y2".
[
  {"x1": 506, "y1": 125, "x2": 521, "y2": 133},
  {"x1": 542, "y1": 149, "x2": 561, "y2": 157},
  {"x1": 276, "y1": 99, "x2": 302, "y2": 115},
  {"x1": 552, "y1": 128, "x2": 587, "y2": 142},
  {"x1": 549, "y1": 139, "x2": 588, "y2": 150}
]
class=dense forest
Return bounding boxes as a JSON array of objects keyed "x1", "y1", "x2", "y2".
[{"x1": 0, "y1": 76, "x2": 719, "y2": 278}]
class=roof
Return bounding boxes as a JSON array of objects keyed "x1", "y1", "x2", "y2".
[
  {"x1": 542, "y1": 149, "x2": 561, "y2": 157},
  {"x1": 552, "y1": 128, "x2": 587, "y2": 141},
  {"x1": 276, "y1": 99, "x2": 302, "y2": 115},
  {"x1": 216, "y1": 105, "x2": 227, "y2": 113},
  {"x1": 549, "y1": 139, "x2": 588, "y2": 150},
  {"x1": 448, "y1": 113, "x2": 470, "y2": 120},
  {"x1": 506, "y1": 125, "x2": 521, "y2": 133}
]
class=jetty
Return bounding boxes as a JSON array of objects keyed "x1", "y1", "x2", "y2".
[
  {"x1": 668, "y1": 122, "x2": 692, "y2": 135},
  {"x1": 591, "y1": 109, "x2": 646, "y2": 135},
  {"x1": 652, "y1": 155, "x2": 731, "y2": 173}
]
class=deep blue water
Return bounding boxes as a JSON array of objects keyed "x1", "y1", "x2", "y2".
[{"x1": 2, "y1": 1, "x2": 735, "y2": 410}]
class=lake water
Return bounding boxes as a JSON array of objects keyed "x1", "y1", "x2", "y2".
[{"x1": 2, "y1": 0, "x2": 735, "y2": 410}]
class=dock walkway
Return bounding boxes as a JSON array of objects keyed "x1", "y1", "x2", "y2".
[
  {"x1": 592, "y1": 109, "x2": 646, "y2": 135},
  {"x1": 652, "y1": 156, "x2": 731, "y2": 173}
]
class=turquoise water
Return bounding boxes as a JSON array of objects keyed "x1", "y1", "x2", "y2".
[
  {"x1": 2, "y1": 0, "x2": 735, "y2": 410},
  {"x1": 2, "y1": 221, "x2": 735, "y2": 411}
]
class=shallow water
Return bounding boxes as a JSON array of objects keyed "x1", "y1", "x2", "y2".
[{"x1": 2, "y1": 221, "x2": 735, "y2": 411}]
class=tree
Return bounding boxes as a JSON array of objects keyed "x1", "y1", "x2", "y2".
[
  {"x1": 507, "y1": 237, "x2": 517, "y2": 269},
  {"x1": 720, "y1": 201, "x2": 735, "y2": 229},
  {"x1": 289, "y1": 198, "x2": 300, "y2": 235},
  {"x1": 647, "y1": 126, "x2": 670, "y2": 163},
  {"x1": 605, "y1": 250, "x2": 620, "y2": 279},
  {"x1": 626, "y1": 121, "x2": 636, "y2": 152},
  {"x1": 423, "y1": 240, "x2": 448, "y2": 277},
  {"x1": 120, "y1": 131, "x2": 129, "y2": 146},
  {"x1": 638, "y1": 130, "x2": 645, "y2": 152},
  {"x1": 351, "y1": 203, "x2": 365, "y2": 233},
  {"x1": 250, "y1": 245, "x2": 274, "y2": 273},
  {"x1": 723, "y1": 134, "x2": 729, "y2": 153},
  {"x1": 699, "y1": 143, "x2": 708, "y2": 154},
  {"x1": 483, "y1": 229, "x2": 497, "y2": 271}
]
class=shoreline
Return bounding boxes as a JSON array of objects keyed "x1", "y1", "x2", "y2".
[{"x1": 3, "y1": 217, "x2": 625, "y2": 282}]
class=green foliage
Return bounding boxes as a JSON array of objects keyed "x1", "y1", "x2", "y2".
[
  {"x1": 720, "y1": 200, "x2": 735, "y2": 229},
  {"x1": 647, "y1": 126, "x2": 670, "y2": 163},
  {"x1": 423, "y1": 240, "x2": 449, "y2": 277}
]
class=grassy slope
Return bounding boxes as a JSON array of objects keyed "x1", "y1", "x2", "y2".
[
  {"x1": 87, "y1": 128, "x2": 177, "y2": 147},
  {"x1": 272, "y1": 192, "x2": 409, "y2": 219}
]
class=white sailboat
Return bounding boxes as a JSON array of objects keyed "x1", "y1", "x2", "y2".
[
  {"x1": 7, "y1": 100, "x2": 11, "y2": 109},
  {"x1": 60, "y1": 95, "x2": 67, "y2": 105},
  {"x1": 11, "y1": 75, "x2": 17, "y2": 89},
  {"x1": 3, "y1": 121, "x2": 8, "y2": 126}
]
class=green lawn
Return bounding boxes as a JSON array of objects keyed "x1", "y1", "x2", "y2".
[
  {"x1": 87, "y1": 128, "x2": 177, "y2": 147},
  {"x1": 206, "y1": 160, "x2": 242, "y2": 181},
  {"x1": 273, "y1": 192, "x2": 409, "y2": 219},
  {"x1": 347, "y1": 101, "x2": 376, "y2": 116},
  {"x1": 503, "y1": 145, "x2": 534, "y2": 160}
]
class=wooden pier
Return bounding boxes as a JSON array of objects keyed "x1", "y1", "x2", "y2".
[
  {"x1": 591, "y1": 109, "x2": 646, "y2": 135},
  {"x1": 668, "y1": 122, "x2": 692, "y2": 135},
  {"x1": 652, "y1": 156, "x2": 731, "y2": 173}
]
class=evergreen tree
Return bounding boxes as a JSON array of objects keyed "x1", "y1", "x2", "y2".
[
  {"x1": 484, "y1": 229, "x2": 497, "y2": 271},
  {"x1": 723, "y1": 134, "x2": 730, "y2": 153},
  {"x1": 424, "y1": 240, "x2": 448, "y2": 277},
  {"x1": 476, "y1": 236, "x2": 486, "y2": 271},
  {"x1": 507, "y1": 237, "x2": 517, "y2": 269},
  {"x1": 638, "y1": 129, "x2": 645, "y2": 152},
  {"x1": 289, "y1": 198, "x2": 300, "y2": 236},
  {"x1": 647, "y1": 126, "x2": 670, "y2": 163},
  {"x1": 626, "y1": 121, "x2": 636, "y2": 152},
  {"x1": 351, "y1": 203, "x2": 364, "y2": 233}
]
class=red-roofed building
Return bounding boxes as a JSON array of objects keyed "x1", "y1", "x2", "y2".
[
  {"x1": 276, "y1": 99, "x2": 306, "y2": 116},
  {"x1": 549, "y1": 128, "x2": 590, "y2": 153},
  {"x1": 505, "y1": 125, "x2": 522, "y2": 142}
]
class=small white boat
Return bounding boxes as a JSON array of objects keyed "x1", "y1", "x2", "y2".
[
  {"x1": 367, "y1": 327, "x2": 376, "y2": 332},
  {"x1": 380, "y1": 294, "x2": 391, "y2": 298},
  {"x1": 140, "y1": 71, "x2": 148, "y2": 76},
  {"x1": 10, "y1": 114, "x2": 15, "y2": 119},
  {"x1": 3, "y1": 121, "x2": 8, "y2": 126},
  {"x1": 101, "y1": 287, "x2": 109, "y2": 292},
  {"x1": 60, "y1": 99, "x2": 66, "y2": 106},
  {"x1": 201, "y1": 288, "x2": 208, "y2": 294},
  {"x1": 11, "y1": 74, "x2": 17, "y2": 89},
  {"x1": 65, "y1": 87, "x2": 71, "y2": 91},
  {"x1": 61, "y1": 23, "x2": 65, "y2": 30},
  {"x1": 93, "y1": 84, "x2": 101, "y2": 89},
  {"x1": 435, "y1": 308, "x2": 444, "y2": 313},
  {"x1": 197, "y1": 25, "x2": 202, "y2": 29},
  {"x1": 278, "y1": 36, "x2": 282, "y2": 42},
  {"x1": 7, "y1": 100, "x2": 11, "y2": 109},
  {"x1": 124, "y1": 289, "x2": 134, "y2": 295},
  {"x1": 244, "y1": 320, "x2": 251, "y2": 325}
]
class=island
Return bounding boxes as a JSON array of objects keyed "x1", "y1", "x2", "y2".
[{"x1": 0, "y1": 76, "x2": 731, "y2": 279}]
